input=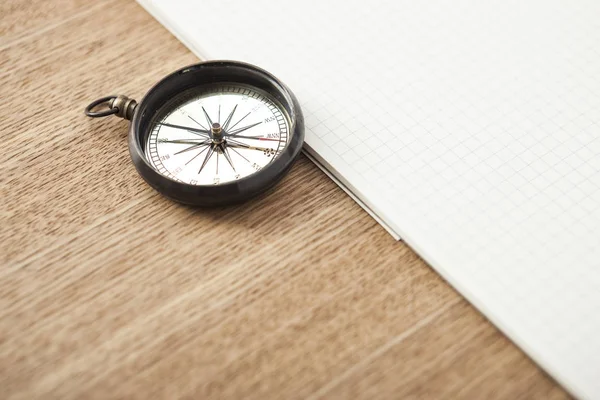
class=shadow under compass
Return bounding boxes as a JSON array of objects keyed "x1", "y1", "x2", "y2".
[
  {"x1": 125, "y1": 151, "x2": 372, "y2": 272},
  {"x1": 170, "y1": 154, "x2": 349, "y2": 252}
]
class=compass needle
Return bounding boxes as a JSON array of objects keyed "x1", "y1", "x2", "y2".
[
  {"x1": 185, "y1": 144, "x2": 211, "y2": 165},
  {"x1": 229, "y1": 146, "x2": 251, "y2": 164},
  {"x1": 227, "y1": 121, "x2": 262, "y2": 136},
  {"x1": 198, "y1": 144, "x2": 215, "y2": 175},
  {"x1": 158, "y1": 122, "x2": 211, "y2": 138},
  {"x1": 228, "y1": 135, "x2": 280, "y2": 142},
  {"x1": 222, "y1": 144, "x2": 237, "y2": 172},
  {"x1": 228, "y1": 111, "x2": 251, "y2": 131},
  {"x1": 159, "y1": 139, "x2": 206, "y2": 145},
  {"x1": 202, "y1": 106, "x2": 213, "y2": 127},
  {"x1": 222, "y1": 104, "x2": 237, "y2": 131},
  {"x1": 174, "y1": 141, "x2": 210, "y2": 155},
  {"x1": 187, "y1": 115, "x2": 208, "y2": 131},
  {"x1": 226, "y1": 140, "x2": 273, "y2": 153}
]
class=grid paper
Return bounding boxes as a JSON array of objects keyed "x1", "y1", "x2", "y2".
[{"x1": 137, "y1": 0, "x2": 600, "y2": 398}]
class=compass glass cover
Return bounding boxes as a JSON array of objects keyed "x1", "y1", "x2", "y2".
[{"x1": 146, "y1": 84, "x2": 291, "y2": 186}]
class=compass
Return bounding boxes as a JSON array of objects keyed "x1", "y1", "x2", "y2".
[{"x1": 85, "y1": 61, "x2": 304, "y2": 206}]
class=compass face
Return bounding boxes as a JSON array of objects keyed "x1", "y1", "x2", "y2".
[{"x1": 146, "y1": 84, "x2": 291, "y2": 186}]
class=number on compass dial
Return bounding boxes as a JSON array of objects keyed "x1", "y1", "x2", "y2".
[{"x1": 146, "y1": 85, "x2": 290, "y2": 186}]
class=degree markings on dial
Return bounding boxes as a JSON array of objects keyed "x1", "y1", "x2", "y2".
[{"x1": 149, "y1": 84, "x2": 290, "y2": 185}]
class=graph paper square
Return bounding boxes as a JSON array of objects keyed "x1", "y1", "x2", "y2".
[{"x1": 138, "y1": 0, "x2": 600, "y2": 398}]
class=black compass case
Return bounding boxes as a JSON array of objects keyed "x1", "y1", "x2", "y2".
[{"x1": 128, "y1": 60, "x2": 305, "y2": 206}]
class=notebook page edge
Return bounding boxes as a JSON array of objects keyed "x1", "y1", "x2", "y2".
[{"x1": 302, "y1": 145, "x2": 401, "y2": 240}]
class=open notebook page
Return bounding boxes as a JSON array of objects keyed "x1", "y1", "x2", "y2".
[{"x1": 137, "y1": 0, "x2": 600, "y2": 398}]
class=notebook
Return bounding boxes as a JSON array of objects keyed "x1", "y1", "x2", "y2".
[{"x1": 137, "y1": 0, "x2": 600, "y2": 397}]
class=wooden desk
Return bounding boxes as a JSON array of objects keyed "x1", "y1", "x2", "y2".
[{"x1": 0, "y1": 1, "x2": 568, "y2": 398}]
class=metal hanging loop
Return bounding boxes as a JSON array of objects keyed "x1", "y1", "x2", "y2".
[{"x1": 85, "y1": 95, "x2": 137, "y2": 120}]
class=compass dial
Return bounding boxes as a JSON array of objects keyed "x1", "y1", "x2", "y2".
[{"x1": 146, "y1": 84, "x2": 291, "y2": 186}]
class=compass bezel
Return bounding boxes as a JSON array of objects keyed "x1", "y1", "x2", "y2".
[{"x1": 128, "y1": 60, "x2": 304, "y2": 206}]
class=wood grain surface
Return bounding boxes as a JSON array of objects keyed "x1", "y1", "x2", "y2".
[{"x1": 0, "y1": 1, "x2": 569, "y2": 399}]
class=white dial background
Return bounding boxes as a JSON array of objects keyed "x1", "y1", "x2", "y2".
[{"x1": 146, "y1": 85, "x2": 291, "y2": 186}]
